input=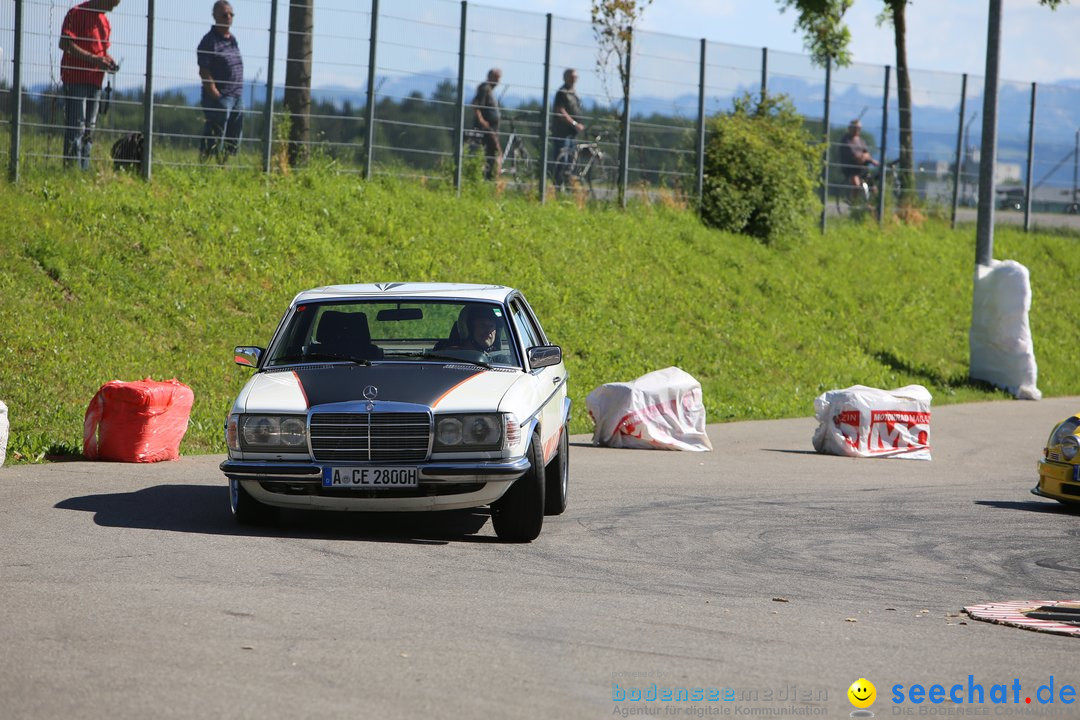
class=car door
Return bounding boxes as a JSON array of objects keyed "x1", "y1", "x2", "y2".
[{"x1": 509, "y1": 295, "x2": 567, "y2": 465}]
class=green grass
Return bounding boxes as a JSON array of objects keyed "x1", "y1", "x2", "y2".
[{"x1": 2, "y1": 165, "x2": 1079, "y2": 462}]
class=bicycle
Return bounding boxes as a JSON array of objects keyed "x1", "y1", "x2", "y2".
[
  {"x1": 499, "y1": 119, "x2": 532, "y2": 182},
  {"x1": 553, "y1": 132, "x2": 608, "y2": 199},
  {"x1": 836, "y1": 159, "x2": 902, "y2": 218}
]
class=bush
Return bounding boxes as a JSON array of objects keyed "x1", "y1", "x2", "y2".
[{"x1": 700, "y1": 93, "x2": 821, "y2": 244}]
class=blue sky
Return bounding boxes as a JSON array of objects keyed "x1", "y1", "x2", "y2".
[{"x1": 475, "y1": 0, "x2": 1078, "y2": 86}]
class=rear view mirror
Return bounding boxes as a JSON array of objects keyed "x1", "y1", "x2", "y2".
[
  {"x1": 234, "y1": 346, "x2": 264, "y2": 368},
  {"x1": 527, "y1": 345, "x2": 562, "y2": 369},
  {"x1": 376, "y1": 308, "x2": 423, "y2": 321}
]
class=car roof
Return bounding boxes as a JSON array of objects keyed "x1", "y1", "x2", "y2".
[{"x1": 291, "y1": 282, "x2": 517, "y2": 305}]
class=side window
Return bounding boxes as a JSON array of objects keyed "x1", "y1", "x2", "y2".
[
  {"x1": 510, "y1": 300, "x2": 541, "y2": 351},
  {"x1": 517, "y1": 297, "x2": 549, "y2": 344}
]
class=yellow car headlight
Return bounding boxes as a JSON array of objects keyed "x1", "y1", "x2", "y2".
[
  {"x1": 1063, "y1": 435, "x2": 1079, "y2": 461},
  {"x1": 1050, "y1": 417, "x2": 1080, "y2": 447}
]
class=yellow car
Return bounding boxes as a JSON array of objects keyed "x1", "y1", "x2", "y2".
[{"x1": 1033, "y1": 414, "x2": 1080, "y2": 505}]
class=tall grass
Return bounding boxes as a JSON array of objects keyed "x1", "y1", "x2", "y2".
[{"x1": 2, "y1": 165, "x2": 1079, "y2": 461}]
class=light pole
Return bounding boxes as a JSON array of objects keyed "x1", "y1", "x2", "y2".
[{"x1": 974, "y1": 0, "x2": 1002, "y2": 267}]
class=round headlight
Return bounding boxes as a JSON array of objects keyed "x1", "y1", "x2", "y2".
[
  {"x1": 437, "y1": 417, "x2": 463, "y2": 446},
  {"x1": 1051, "y1": 418, "x2": 1080, "y2": 447},
  {"x1": 1063, "y1": 435, "x2": 1079, "y2": 461},
  {"x1": 464, "y1": 415, "x2": 500, "y2": 445},
  {"x1": 242, "y1": 416, "x2": 277, "y2": 446},
  {"x1": 279, "y1": 417, "x2": 307, "y2": 446}
]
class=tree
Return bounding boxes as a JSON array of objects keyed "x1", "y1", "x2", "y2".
[
  {"x1": 879, "y1": 1, "x2": 915, "y2": 206},
  {"x1": 591, "y1": 0, "x2": 653, "y2": 205},
  {"x1": 776, "y1": 0, "x2": 853, "y2": 67},
  {"x1": 284, "y1": 0, "x2": 313, "y2": 167},
  {"x1": 778, "y1": 0, "x2": 1067, "y2": 210},
  {"x1": 777, "y1": 0, "x2": 920, "y2": 206}
]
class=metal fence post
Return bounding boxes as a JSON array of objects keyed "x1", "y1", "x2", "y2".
[
  {"x1": 8, "y1": 0, "x2": 23, "y2": 182},
  {"x1": 760, "y1": 46, "x2": 767, "y2": 100},
  {"x1": 1023, "y1": 81, "x2": 1036, "y2": 232},
  {"x1": 453, "y1": 1, "x2": 467, "y2": 195},
  {"x1": 262, "y1": 0, "x2": 279, "y2": 173},
  {"x1": 141, "y1": 0, "x2": 155, "y2": 181},
  {"x1": 695, "y1": 38, "x2": 706, "y2": 205},
  {"x1": 538, "y1": 13, "x2": 552, "y2": 203},
  {"x1": 619, "y1": 28, "x2": 632, "y2": 209},
  {"x1": 1073, "y1": 129, "x2": 1079, "y2": 211},
  {"x1": 950, "y1": 74, "x2": 968, "y2": 229},
  {"x1": 363, "y1": 0, "x2": 379, "y2": 180},
  {"x1": 819, "y1": 57, "x2": 831, "y2": 233},
  {"x1": 877, "y1": 65, "x2": 891, "y2": 225}
]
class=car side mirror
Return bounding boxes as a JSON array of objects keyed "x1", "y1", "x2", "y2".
[
  {"x1": 234, "y1": 346, "x2": 264, "y2": 368},
  {"x1": 527, "y1": 345, "x2": 561, "y2": 369}
]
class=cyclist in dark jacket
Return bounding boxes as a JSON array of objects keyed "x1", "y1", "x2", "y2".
[
  {"x1": 551, "y1": 68, "x2": 585, "y2": 190},
  {"x1": 839, "y1": 119, "x2": 878, "y2": 201}
]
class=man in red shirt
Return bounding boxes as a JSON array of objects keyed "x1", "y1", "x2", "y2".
[{"x1": 59, "y1": 0, "x2": 120, "y2": 169}]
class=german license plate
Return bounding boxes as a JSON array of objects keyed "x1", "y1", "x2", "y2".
[{"x1": 323, "y1": 466, "x2": 419, "y2": 488}]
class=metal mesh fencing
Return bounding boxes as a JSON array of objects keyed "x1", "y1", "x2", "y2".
[{"x1": 3, "y1": 0, "x2": 1080, "y2": 228}]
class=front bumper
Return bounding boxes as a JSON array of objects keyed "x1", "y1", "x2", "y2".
[
  {"x1": 1032, "y1": 460, "x2": 1080, "y2": 504},
  {"x1": 219, "y1": 456, "x2": 530, "y2": 512}
]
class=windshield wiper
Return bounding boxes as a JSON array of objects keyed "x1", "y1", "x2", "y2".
[
  {"x1": 392, "y1": 351, "x2": 492, "y2": 370},
  {"x1": 269, "y1": 352, "x2": 371, "y2": 367}
]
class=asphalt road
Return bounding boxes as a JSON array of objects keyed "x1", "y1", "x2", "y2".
[{"x1": 2, "y1": 397, "x2": 1079, "y2": 719}]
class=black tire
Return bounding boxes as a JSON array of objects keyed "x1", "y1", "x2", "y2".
[
  {"x1": 544, "y1": 425, "x2": 569, "y2": 516},
  {"x1": 492, "y1": 433, "x2": 545, "y2": 542},
  {"x1": 230, "y1": 477, "x2": 279, "y2": 526}
]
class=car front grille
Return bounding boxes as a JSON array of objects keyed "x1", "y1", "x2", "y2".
[{"x1": 309, "y1": 412, "x2": 431, "y2": 462}]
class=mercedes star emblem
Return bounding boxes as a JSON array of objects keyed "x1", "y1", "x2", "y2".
[{"x1": 363, "y1": 385, "x2": 378, "y2": 401}]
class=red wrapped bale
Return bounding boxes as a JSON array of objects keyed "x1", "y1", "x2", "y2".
[{"x1": 83, "y1": 378, "x2": 194, "y2": 462}]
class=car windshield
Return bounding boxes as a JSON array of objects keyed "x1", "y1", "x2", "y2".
[{"x1": 264, "y1": 300, "x2": 521, "y2": 369}]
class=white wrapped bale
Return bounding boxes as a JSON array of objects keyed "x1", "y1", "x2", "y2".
[
  {"x1": 970, "y1": 259, "x2": 1041, "y2": 400},
  {"x1": 812, "y1": 384, "x2": 932, "y2": 460},
  {"x1": 0, "y1": 400, "x2": 7, "y2": 467},
  {"x1": 586, "y1": 367, "x2": 712, "y2": 451}
]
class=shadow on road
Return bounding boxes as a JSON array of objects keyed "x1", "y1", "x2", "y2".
[
  {"x1": 54, "y1": 484, "x2": 498, "y2": 545},
  {"x1": 975, "y1": 499, "x2": 1079, "y2": 515}
]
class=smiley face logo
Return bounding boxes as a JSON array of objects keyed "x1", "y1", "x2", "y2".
[{"x1": 848, "y1": 678, "x2": 876, "y2": 709}]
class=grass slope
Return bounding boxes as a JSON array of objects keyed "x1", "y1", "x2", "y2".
[{"x1": 2, "y1": 167, "x2": 1079, "y2": 461}]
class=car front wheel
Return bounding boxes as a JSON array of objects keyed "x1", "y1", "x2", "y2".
[
  {"x1": 492, "y1": 433, "x2": 545, "y2": 542},
  {"x1": 544, "y1": 424, "x2": 569, "y2": 516},
  {"x1": 230, "y1": 478, "x2": 279, "y2": 526}
]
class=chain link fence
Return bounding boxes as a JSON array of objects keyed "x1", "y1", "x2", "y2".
[{"x1": 3, "y1": 0, "x2": 1079, "y2": 228}]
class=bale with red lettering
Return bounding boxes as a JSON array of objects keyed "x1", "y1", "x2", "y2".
[{"x1": 812, "y1": 384, "x2": 932, "y2": 460}]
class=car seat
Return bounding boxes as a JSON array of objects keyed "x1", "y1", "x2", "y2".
[{"x1": 315, "y1": 310, "x2": 384, "y2": 360}]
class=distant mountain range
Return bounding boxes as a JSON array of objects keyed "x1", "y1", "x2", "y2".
[{"x1": 26, "y1": 66, "x2": 1080, "y2": 184}]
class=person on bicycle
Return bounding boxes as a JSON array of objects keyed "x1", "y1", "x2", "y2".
[
  {"x1": 839, "y1": 119, "x2": 878, "y2": 202},
  {"x1": 471, "y1": 68, "x2": 502, "y2": 180},
  {"x1": 551, "y1": 68, "x2": 584, "y2": 191}
]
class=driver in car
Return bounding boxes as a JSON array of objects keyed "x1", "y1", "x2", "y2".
[{"x1": 460, "y1": 305, "x2": 498, "y2": 354}]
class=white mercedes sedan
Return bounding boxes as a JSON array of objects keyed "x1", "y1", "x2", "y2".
[{"x1": 220, "y1": 283, "x2": 569, "y2": 542}]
